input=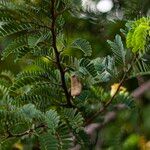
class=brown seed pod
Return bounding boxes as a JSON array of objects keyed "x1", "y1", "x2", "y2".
[{"x1": 71, "y1": 75, "x2": 82, "y2": 97}]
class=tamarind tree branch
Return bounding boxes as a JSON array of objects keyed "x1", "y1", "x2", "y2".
[
  {"x1": 132, "y1": 80, "x2": 150, "y2": 99},
  {"x1": 84, "y1": 74, "x2": 127, "y2": 126},
  {"x1": 50, "y1": 0, "x2": 72, "y2": 107},
  {"x1": 85, "y1": 55, "x2": 137, "y2": 126}
]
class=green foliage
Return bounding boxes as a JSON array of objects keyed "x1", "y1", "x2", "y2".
[
  {"x1": 126, "y1": 17, "x2": 150, "y2": 53},
  {"x1": 71, "y1": 38, "x2": 92, "y2": 56},
  {"x1": 107, "y1": 35, "x2": 126, "y2": 66},
  {"x1": 0, "y1": 0, "x2": 150, "y2": 149},
  {"x1": 79, "y1": 58, "x2": 97, "y2": 78}
]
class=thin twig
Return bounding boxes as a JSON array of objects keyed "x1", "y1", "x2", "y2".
[
  {"x1": 85, "y1": 55, "x2": 137, "y2": 126},
  {"x1": 5, "y1": 124, "x2": 45, "y2": 140},
  {"x1": 50, "y1": 0, "x2": 72, "y2": 107},
  {"x1": 132, "y1": 80, "x2": 150, "y2": 99},
  {"x1": 84, "y1": 73, "x2": 126, "y2": 126}
]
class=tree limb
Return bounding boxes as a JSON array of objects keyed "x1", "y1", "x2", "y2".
[
  {"x1": 132, "y1": 80, "x2": 150, "y2": 99},
  {"x1": 84, "y1": 55, "x2": 137, "y2": 125},
  {"x1": 50, "y1": 0, "x2": 72, "y2": 107}
]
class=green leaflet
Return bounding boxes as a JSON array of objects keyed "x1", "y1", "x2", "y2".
[
  {"x1": 71, "y1": 38, "x2": 92, "y2": 57},
  {"x1": 39, "y1": 133, "x2": 59, "y2": 150},
  {"x1": 61, "y1": 108, "x2": 84, "y2": 133},
  {"x1": 0, "y1": 23, "x2": 33, "y2": 37},
  {"x1": 107, "y1": 35, "x2": 126, "y2": 66},
  {"x1": 126, "y1": 17, "x2": 150, "y2": 53},
  {"x1": 79, "y1": 58, "x2": 97, "y2": 77},
  {"x1": 45, "y1": 110, "x2": 60, "y2": 133}
]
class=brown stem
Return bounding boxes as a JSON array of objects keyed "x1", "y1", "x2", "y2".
[
  {"x1": 132, "y1": 80, "x2": 150, "y2": 99},
  {"x1": 50, "y1": 0, "x2": 72, "y2": 107},
  {"x1": 5, "y1": 124, "x2": 45, "y2": 139},
  {"x1": 85, "y1": 74, "x2": 127, "y2": 126},
  {"x1": 84, "y1": 55, "x2": 137, "y2": 126}
]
